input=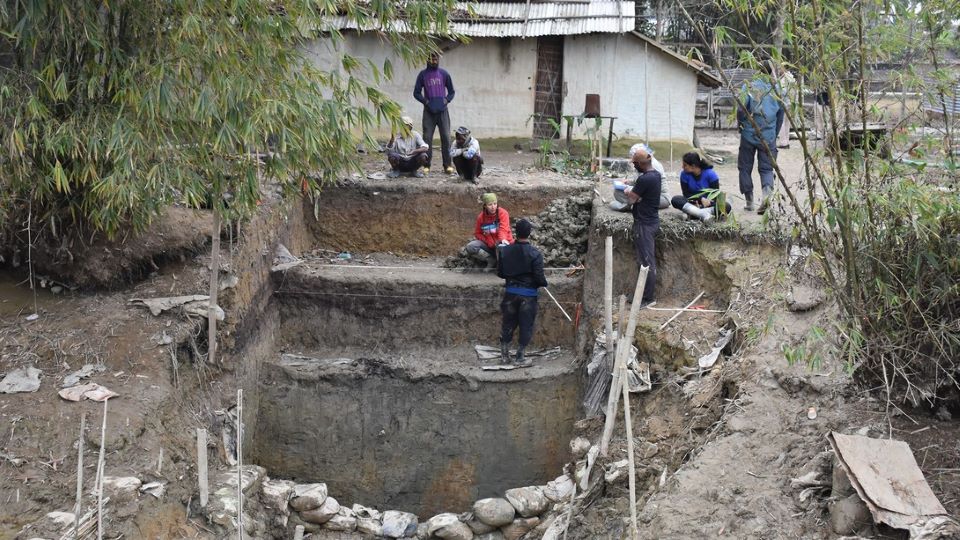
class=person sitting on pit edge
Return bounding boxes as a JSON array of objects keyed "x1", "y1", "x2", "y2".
[
  {"x1": 611, "y1": 143, "x2": 670, "y2": 212},
  {"x1": 449, "y1": 126, "x2": 483, "y2": 183},
  {"x1": 464, "y1": 192, "x2": 512, "y2": 268},
  {"x1": 385, "y1": 115, "x2": 429, "y2": 178},
  {"x1": 497, "y1": 218, "x2": 548, "y2": 367},
  {"x1": 671, "y1": 152, "x2": 732, "y2": 222}
]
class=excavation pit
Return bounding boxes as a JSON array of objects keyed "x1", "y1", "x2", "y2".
[{"x1": 251, "y1": 259, "x2": 585, "y2": 517}]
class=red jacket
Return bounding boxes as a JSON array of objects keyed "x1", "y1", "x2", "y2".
[{"x1": 474, "y1": 207, "x2": 513, "y2": 248}]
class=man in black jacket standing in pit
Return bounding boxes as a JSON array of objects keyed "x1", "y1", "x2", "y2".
[{"x1": 497, "y1": 219, "x2": 548, "y2": 367}]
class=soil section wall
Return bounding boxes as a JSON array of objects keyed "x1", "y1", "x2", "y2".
[
  {"x1": 307, "y1": 182, "x2": 587, "y2": 256},
  {"x1": 274, "y1": 264, "x2": 582, "y2": 350},
  {"x1": 252, "y1": 356, "x2": 580, "y2": 517}
]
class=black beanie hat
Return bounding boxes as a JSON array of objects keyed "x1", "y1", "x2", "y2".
[{"x1": 516, "y1": 219, "x2": 533, "y2": 239}]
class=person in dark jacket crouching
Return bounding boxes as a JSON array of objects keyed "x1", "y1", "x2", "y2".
[{"x1": 496, "y1": 219, "x2": 548, "y2": 367}]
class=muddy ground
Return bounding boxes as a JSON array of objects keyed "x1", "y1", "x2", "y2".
[{"x1": 0, "y1": 129, "x2": 957, "y2": 539}]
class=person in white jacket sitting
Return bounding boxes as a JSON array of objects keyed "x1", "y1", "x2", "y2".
[
  {"x1": 611, "y1": 143, "x2": 670, "y2": 211},
  {"x1": 449, "y1": 126, "x2": 483, "y2": 183}
]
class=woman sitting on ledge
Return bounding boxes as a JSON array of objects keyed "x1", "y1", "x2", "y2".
[{"x1": 671, "y1": 152, "x2": 732, "y2": 222}]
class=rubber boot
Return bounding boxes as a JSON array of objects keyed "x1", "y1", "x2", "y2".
[
  {"x1": 744, "y1": 194, "x2": 754, "y2": 212},
  {"x1": 515, "y1": 347, "x2": 532, "y2": 367},
  {"x1": 681, "y1": 202, "x2": 714, "y2": 222},
  {"x1": 500, "y1": 341, "x2": 511, "y2": 365},
  {"x1": 757, "y1": 185, "x2": 773, "y2": 215}
]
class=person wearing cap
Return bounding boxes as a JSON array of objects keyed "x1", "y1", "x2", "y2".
[
  {"x1": 464, "y1": 193, "x2": 512, "y2": 268},
  {"x1": 497, "y1": 218, "x2": 547, "y2": 367},
  {"x1": 450, "y1": 126, "x2": 483, "y2": 183},
  {"x1": 385, "y1": 116, "x2": 429, "y2": 178},
  {"x1": 611, "y1": 143, "x2": 670, "y2": 212},
  {"x1": 414, "y1": 52, "x2": 456, "y2": 175},
  {"x1": 623, "y1": 147, "x2": 661, "y2": 306}
]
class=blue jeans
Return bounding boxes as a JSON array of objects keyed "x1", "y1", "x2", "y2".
[
  {"x1": 500, "y1": 293, "x2": 538, "y2": 348},
  {"x1": 737, "y1": 138, "x2": 777, "y2": 197}
]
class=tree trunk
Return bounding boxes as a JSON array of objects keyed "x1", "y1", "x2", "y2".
[{"x1": 207, "y1": 205, "x2": 222, "y2": 364}]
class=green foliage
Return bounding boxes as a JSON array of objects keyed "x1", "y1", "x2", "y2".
[
  {"x1": 690, "y1": 188, "x2": 728, "y2": 217},
  {"x1": 687, "y1": 0, "x2": 960, "y2": 405},
  {"x1": 0, "y1": 0, "x2": 455, "y2": 239}
]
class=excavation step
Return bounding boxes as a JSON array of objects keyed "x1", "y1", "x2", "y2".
[{"x1": 272, "y1": 262, "x2": 582, "y2": 350}]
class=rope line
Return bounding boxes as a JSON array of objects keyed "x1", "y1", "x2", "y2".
[{"x1": 299, "y1": 263, "x2": 582, "y2": 272}]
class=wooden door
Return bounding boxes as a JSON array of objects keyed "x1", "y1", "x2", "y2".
[{"x1": 533, "y1": 36, "x2": 564, "y2": 139}]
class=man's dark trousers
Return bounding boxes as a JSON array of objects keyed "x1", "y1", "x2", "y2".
[
  {"x1": 454, "y1": 155, "x2": 483, "y2": 180},
  {"x1": 500, "y1": 293, "x2": 538, "y2": 348},
  {"x1": 632, "y1": 221, "x2": 658, "y2": 303},
  {"x1": 737, "y1": 138, "x2": 777, "y2": 199},
  {"x1": 422, "y1": 109, "x2": 452, "y2": 169}
]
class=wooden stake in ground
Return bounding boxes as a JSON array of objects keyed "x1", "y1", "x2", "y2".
[
  {"x1": 96, "y1": 399, "x2": 109, "y2": 540},
  {"x1": 621, "y1": 360, "x2": 639, "y2": 538},
  {"x1": 74, "y1": 413, "x2": 85, "y2": 540},
  {"x1": 604, "y1": 237, "x2": 614, "y2": 361},
  {"x1": 236, "y1": 389, "x2": 243, "y2": 540},
  {"x1": 197, "y1": 428, "x2": 208, "y2": 508},
  {"x1": 208, "y1": 206, "x2": 222, "y2": 364},
  {"x1": 600, "y1": 266, "x2": 649, "y2": 456}
]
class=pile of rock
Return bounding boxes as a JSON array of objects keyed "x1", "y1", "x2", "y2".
[
  {"x1": 199, "y1": 433, "x2": 635, "y2": 540},
  {"x1": 529, "y1": 194, "x2": 592, "y2": 268}
]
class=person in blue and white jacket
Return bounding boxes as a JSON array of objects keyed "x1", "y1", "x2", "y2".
[
  {"x1": 450, "y1": 126, "x2": 483, "y2": 183},
  {"x1": 671, "y1": 152, "x2": 732, "y2": 222}
]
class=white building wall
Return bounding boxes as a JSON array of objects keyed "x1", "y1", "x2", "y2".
[
  {"x1": 562, "y1": 34, "x2": 697, "y2": 144},
  {"x1": 304, "y1": 34, "x2": 537, "y2": 139},
  {"x1": 303, "y1": 32, "x2": 697, "y2": 142}
]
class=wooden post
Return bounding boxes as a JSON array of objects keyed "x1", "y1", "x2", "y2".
[
  {"x1": 600, "y1": 266, "x2": 649, "y2": 456},
  {"x1": 604, "y1": 237, "x2": 614, "y2": 361},
  {"x1": 208, "y1": 206, "x2": 222, "y2": 364},
  {"x1": 236, "y1": 389, "x2": 243, "y2": 540},
  {"x1": 73, "y1": 413, "x2": 85, "y2": 540},
  {"x1": 197, "y1": 429, "x2": 209, "y2": 508},
  {"x1": 622, "y1": 365, "x2": 638, "y2": 538},
  {"x1": 96, "y1": 399, "x2": 109, "y2": 540}
]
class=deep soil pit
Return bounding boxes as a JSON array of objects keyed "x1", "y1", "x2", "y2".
[
  {"x1": 250, "y1": 209, "x2": 586, "y2": 516},
  {"x1": 251, "y1": 265, "x2": 583, "y2": 516}
]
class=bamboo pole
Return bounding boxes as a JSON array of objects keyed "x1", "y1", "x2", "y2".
[
  {"x1": 95, "y1": 399, "x2": 108, "y2": 540},
  {"x1": 73, "y1": 413, "x2": 85, "y2": 540},
  {"x1": 600, "y1": 266, "x2": 649, "y2": 456},
  {"x1": 621, "y1": 365, "x2": 638, "y2": 538},
  {"x1": 236, "y1": 389, "x2": 244, "y2": 540},
  {"x1": 602, "y1": 295, "x2": 628, "y2": 444},
  {"x1": 604, "y1": 237, "x2": 614, "y2": 360},
  {"x1": 197, "y1": 429, "x2": 209, "y2": 508},
  {"x1": 658, "y1": 291, "x2": 705, "y2": 331}
]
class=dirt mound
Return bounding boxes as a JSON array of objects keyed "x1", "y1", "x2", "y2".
[{"x1": 445, "y1": 194, "x2": 592, "y2": 268}]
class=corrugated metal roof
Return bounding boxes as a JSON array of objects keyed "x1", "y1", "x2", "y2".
[
  {"x1": 922, "y1": 78, "x2": 960, "y2": 116},
  {"x1": 329, "y1": 1, "x2": 636, "y2": 37}
]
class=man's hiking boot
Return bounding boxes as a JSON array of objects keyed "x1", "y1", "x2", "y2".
[
  {"x1": 413, "y1": 170, "x2": 425, "y2": 178},
  {"x1": 514, "y1": 347, "x2": 532, "y2": 367},
  {"x1": 500, "y1": 342, "x2": 511, "y2": 365},
  {"x1": 744, "y1": 195, "x2": 754, "y2": 212},
  {"x1": 757, "y1": 186, "x2": 773, "y2": 214},
  {"x1": 422, "y1": 167, "x2": 430, "y2": 174},
  {"x1": 445, "y1": 166, "x2": 455, "y2": 175}
]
